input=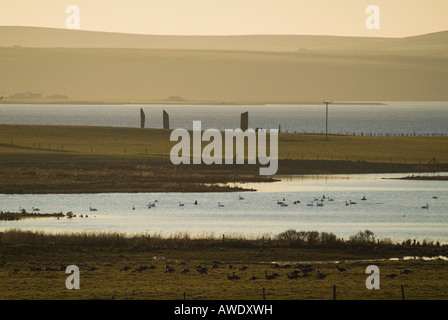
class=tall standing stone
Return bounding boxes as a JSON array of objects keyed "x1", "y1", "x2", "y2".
[
  {"x1": 163, "y1": 110, "x2": 170, "y2": 129},
  {"x1": 140, "y1": 108, "x2": 145, "y2": 128},
  {"x1": 241, "y1": 111, "x2": 249, "y2": 131}
]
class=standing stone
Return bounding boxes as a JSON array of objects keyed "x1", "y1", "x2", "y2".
[
  {"x1": 163, "y1": 110, "x2": 170, "y2": 129},
  {"x1": 241, "y1": 111, "x2": 249, "y2": 131},
  {"x1": 140, "y1": 108, "x2": 145, "y2": 128}
]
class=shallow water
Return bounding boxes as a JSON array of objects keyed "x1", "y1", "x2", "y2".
[
  {"x1": 1, "y1": 173, "x2": 447, "y2": 243},
  {"x1": 0, "y1": 102, "x2": 447, "y2": 135}
]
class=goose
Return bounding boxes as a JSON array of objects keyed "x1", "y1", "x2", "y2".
[
  {"x1": 349, "y1": 200, "x2": 357, "y2": 205},
  {"x1": 238, "y1": 196, "x2": 244, "y2": 200},
  {"x1": 89, "y1": 207, "x2": 97, "y2": 211},
  {"x1": 179, "y1": 202, "x2": 185, "y2": 207},
  {"x1": 421, "y1": 204, "x2": 429, "y2": 209},
  {"x1": 317, "y1": 201, "x2": 324, "y2": 207},
  {"x1": 218, "y1": 202, "x2": 224, "y2": 207}
]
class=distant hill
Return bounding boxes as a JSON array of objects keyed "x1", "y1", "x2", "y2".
[
  {"x1": 1, "y1": 26, "x2": 448, "y2": 56},
  {"x1": 0, "y1": 27, "x2": 447, "y2": 103}
]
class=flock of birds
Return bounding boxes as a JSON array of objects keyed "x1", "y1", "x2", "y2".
[
  {"x1": 17, "y1": 193, "x2": 438, "y2": 218},
  {"x1": 119, "y1": 261, "x2": 413, "y2": 282},
  {"x1": 124, "y1": 262, "x2": 334, "y2": 281}
]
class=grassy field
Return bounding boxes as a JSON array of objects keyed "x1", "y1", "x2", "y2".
[
  {"x1": 1, "y1": 124, "x2": 446, "y2": 193},
  {"x1": 2, "y1": 124, "x2": 447, "y2": 163},
  {"x1": 0, "y1": 230, "x2": 447, "y2": 300}
]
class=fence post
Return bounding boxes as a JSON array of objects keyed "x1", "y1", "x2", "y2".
[
  {"x1": 262, "y1": 287, "x2": 266, "y2": 300},
  {"x1": 333, "y1": 285, "x2": 337, "y2": 300},
  {"x1": 183, "y1": 292, "x2": 186, "y2": 300},
  {"x1": 401, "y1": 285, "x2": 405, "y2": 300}
]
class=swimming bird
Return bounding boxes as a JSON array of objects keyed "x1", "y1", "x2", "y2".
[
  {"x1": 239, "y1": 196, "x2": 244, "y2": 200},
  {"x1": 179, "y1": 202, "x2": 184, "y2": 207},
  {"x1": 349, "y1": 200, "x2": 357, "y2": 205},
  {"x1": 361, "y1": 196, "x2": 367, "y2": 201},
  {"x1": 306, "y1": 202, "x2": 314, "y2": 207},
  {"x1": 32, "y1": 207, "x2": 40, "y2": 212},
  {"x1": 89, "y1": 207, "x2": 97, "y2": 211},
  {"x1": 194, "y1": 200, "x2": 198, "y2": 205},
  {"x1": 218, "y1": 202, "x2": 224, "y2": 207},
  {"x1": 421, "y1": 204, "x2": 429, "y2": 209},
  {"x1": 132, "y1": 205, "x2": 135, "y2": 210},
  {"x1": 432, "y1": 196, "x2": 438, "y2": 199}
]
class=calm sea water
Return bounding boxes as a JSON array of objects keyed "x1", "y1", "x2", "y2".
[
  {"x1": 1, "y1": 174, "x2": 447, "y2": 243},
  {"x1": 0, "y1": 102, "x2": 447, "y2": 135}
]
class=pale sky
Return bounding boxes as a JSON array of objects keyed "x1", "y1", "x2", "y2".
[{"x1": 1, "y1": 0, "x2": 448, "y2": 37}]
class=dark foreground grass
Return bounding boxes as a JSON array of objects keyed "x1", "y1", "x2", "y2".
[{"x1": 0, "y1": 230, "x2": 447, "y2": 300}]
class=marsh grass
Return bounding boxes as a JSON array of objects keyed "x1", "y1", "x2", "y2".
[{"x1": 0, "y1": 229, "x2": 447, "y2": 300}]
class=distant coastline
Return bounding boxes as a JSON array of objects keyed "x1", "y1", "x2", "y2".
[{"x1": 0, "y1": 98, "x2": 392, "y2": 106}]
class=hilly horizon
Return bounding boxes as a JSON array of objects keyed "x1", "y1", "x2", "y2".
[
  {"x1": 1, "y1": 26, "x2": 447, "y2": 103},
  {"x1": 2, "y1": 26, "x2": 448, "y2": 55}
]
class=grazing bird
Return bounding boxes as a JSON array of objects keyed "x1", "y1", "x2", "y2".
[
  {"x1": 401, "y1": 269, "x2": 413, "y2": 275},
  {"x1": 249, "y1": 276, "x2": 258, "y2": 281},
  {"x1": 196, "y1": 267, "x2": 208, "y2": 274},
  {"x1": 337, "y1": 266, "x2": 347, "y2": 272},
  {"x1": 120, "y1": 266, "x2": 131, "y2": 271},
  {"x1": 227, "y1": 272, "x2": 240, "y2": 280},
  {"x1": 265, "y1": 271, "x2": 279, "y2": 280},
  {"x1": 165, "y1": 265, "x2": 175, "y2": 273},
  {"x1": 211, "y1": 264, "x2": 219, "y2": 269},
  {"x1": 287, "y1": 271, "x2": 300, "y2": 279},
  {"x1": 386, "y1": 273, "x2": 398, "y2": 279},
  {"x1": 239, "y1": 266, "x2": 248, "y2": 271},
  {"x1": 316, "y1": 271, "x2": 327, "y2": 280},
  {"x1": 181, "y1": 269, "x2": 190, "y2": 274}
]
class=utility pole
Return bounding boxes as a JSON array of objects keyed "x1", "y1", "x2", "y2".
[{"x1": 323, "y1": 100, "x2": 332, "y2": 141}]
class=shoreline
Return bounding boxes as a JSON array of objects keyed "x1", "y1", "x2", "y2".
[{"x1": 0, "y1": 99, "x2": 389, "y2": 106}]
